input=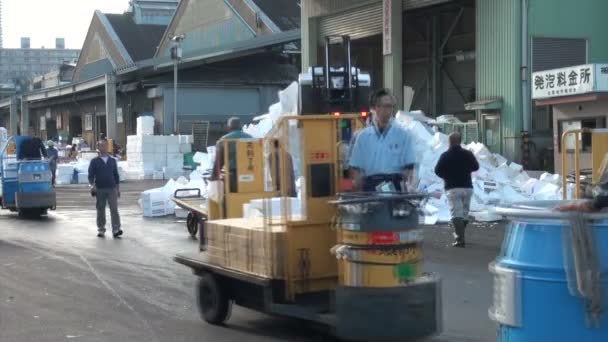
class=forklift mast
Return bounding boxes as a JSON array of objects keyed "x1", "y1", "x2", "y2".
[{"x1": 299, "y1": 36, "x2": 371, "y2": 115}]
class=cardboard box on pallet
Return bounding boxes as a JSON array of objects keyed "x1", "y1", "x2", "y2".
[{"x1": 204, "y1": 218, "x2": 286, "y2": 279}]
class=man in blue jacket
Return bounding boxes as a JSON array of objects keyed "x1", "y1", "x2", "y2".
[{"x1": 88, "y1": 140, "x2": 122, "y2": 238}]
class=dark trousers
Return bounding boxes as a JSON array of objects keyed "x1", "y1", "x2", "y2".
[
  {"x1": 96, "y1": 187, "x2": 121, "y2": 233},
  {"x1": 363, "y1": 174, "x2": 404, "y2": 192},
  {"x1": 50, "y1": 165, "x2": 56, "y2": 186}
]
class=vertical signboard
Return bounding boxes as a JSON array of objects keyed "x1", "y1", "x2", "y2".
[{"x1": 383, "y1": 0, "x2": 392, "y2": 55}]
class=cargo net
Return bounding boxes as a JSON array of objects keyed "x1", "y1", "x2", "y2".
[{"x1": 563, "y1": 212, "x2": 604, "y2": 327}]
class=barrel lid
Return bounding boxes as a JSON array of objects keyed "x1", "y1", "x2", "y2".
[{"x1": 495, "y1": 200, "x2": 608, "y2": 220}]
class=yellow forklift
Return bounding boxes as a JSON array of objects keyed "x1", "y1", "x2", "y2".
[
  {"x1": 174, "y1": 36, "x2": 442, "y2": 341},
  {"x1": 561, "y1": 128, "x2": 608, "y2": 199}
]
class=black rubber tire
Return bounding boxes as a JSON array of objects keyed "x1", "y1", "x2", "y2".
[
  {"x1": 196, "y1": 273, "x2": 231, "y2": 325},
  {"x1": 187, "y1": 213, "x2": 199, "y2": 238},
  {"x1": 18, "y1": 209, "x2": 42, "y2": 219}
]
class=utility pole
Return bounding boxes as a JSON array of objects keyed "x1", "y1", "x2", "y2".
[{"x1": 170, "y1": 34, "x2": 185, "y2": 134}]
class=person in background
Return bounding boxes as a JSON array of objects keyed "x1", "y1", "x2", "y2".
[
  {"x1": 211, "y1": 117, "x2": 253, "y2": 193},
  {"x1": 268, "y1": 139, "x2": 296, "y2": 197},
  {"x1": 434, "y1": 132, "x2": 480, "y2": 248},
  {"x1": 88, "y1": 140, "x2": 122, "y2": 238},
  {"x1": 69, "y1": 145, "x2": 78, "y2": 160},
  {"x1": 46, "y1": 141, "x2": 59, "y2": 186},
  {"x1": 349, "y1": 88, "x2": 416, "y2": 192}
]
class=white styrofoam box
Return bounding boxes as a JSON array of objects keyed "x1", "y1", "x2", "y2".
[
  {"x1": 142, "y1": 153, "x2": 155, "y2": 163},
  {"x1": 56, "y1": 164, "x2": 75, "y2": 175},
  {"x1": 137, "y1": 116, "x2": 154, "y2": 136},
  {"x1": 167, "y1": 143, "x2": 180, "y2": 153},
  {"x1": 178, "y1": 135, "x2": 193, "y2": 144},
  {"x1": 154, "y1": 143, "x2": 167, "y2": 154},
  {"x1": 179, "y1": 144, "x2": 192, "y2": 153},
  {"x1": 143, "y1": 207, "x2": 169, "y2": 217},
  {"x1": 141, "y1": 189, "x2": 168, "y2": 208},
  {"x1": 166, "y1": 135, "x2": 179, "y2": 145},
  {"x1": 175, "y1": 207, "x2": 188, "y2": 219},
  {"x1": 56, "y1": 174, "x2": 72, "y2": 185},
  {"x1": 247, "y1": 197, "x2": 302, "y2": 218},
  {"x1": 78, "y1": 173, "x2": 89, "y2": 184},
  {"x1": 167, "y1": 153, "x2": 183, "y2": 165}
]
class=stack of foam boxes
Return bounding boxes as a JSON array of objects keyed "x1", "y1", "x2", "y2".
[{"x1": 126, "y1": 134, "x2": 193, "y2": 181}]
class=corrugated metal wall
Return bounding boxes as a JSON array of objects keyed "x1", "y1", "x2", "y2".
[
  {"x1": 403, "y1": 0, "x2": 452, "y2": 10},
  {"x1": 318, "y1": 3, "x2": 382, "y2": 41},
  {"x1": 477, "y1": 0, "x2": 522, "y2": 161}
]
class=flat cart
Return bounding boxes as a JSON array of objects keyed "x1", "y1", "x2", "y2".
[
  {"x1": 172, "y1": 188, "x2": 207, "y2": 238},
  {"x1": 174, "y1": 192, "x2": 442, "y2": 341}
]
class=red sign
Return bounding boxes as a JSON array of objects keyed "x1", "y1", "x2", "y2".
[
  {"x1": 310, "y1": 151, "x2": 330, "y2": 162},
  {"x1": 368, "y1": 232, "x2": 398, "y2": 245}
]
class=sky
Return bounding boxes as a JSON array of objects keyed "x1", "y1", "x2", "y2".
[{"x1": 3, "y1": 0, "x2": 130, "y2": 49}]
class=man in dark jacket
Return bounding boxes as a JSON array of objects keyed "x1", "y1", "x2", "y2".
[
  {"x1": 88, "y1": 140, "x2": 122, "y2": 238},
  {"x1": 18, "y1": 128, "x2": 47, "y2": 160},
  {"x1": 435, "y1": 132, "x2": 479, "y2": 247}
]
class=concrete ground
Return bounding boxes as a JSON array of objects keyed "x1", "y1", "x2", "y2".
[{"x1": 0, "y1": 181, "x2": 503, "y2": 342}]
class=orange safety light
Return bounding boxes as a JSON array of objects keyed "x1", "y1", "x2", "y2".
[
  {"x1": 333, "y1": 112, "x2": 341, "y2": 117},
  {"x1": 360, "y1": 111, "x2": 369, "y2": 118}
]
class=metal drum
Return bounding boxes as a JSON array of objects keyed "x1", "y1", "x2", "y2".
[{"x1": 492, "y1": 201, "x2": 608, "y2": 341}]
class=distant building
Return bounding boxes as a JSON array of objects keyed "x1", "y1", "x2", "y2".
[
  {"x1": 129, "y1": 0, "x2": 180, "y2": 25},
  {"x1": 0, "y1": 37, "x2": 79, "y2": 91},
  {"x1": 21, "y1": 37, "x2": 30, "y2": 49},
  {"x1": 31, "y1": 63, "x2": 76, "y2": 90}
]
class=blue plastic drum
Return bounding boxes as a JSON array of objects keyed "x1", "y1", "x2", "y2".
[{"x1": 492, "y1": 201, "x2": 608, "y2": 341}]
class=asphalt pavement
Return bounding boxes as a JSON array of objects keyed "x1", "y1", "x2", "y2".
[{"x1": 0, "y1": 181, "x2": 503, "y2": 342}]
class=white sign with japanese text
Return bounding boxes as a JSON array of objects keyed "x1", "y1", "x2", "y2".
[
  {"x1": 532, "y1": 64, "x2": 608, "y2": 99},
  {"x1": 117, "y1": 107, "x2": 123, "y2": 124},
  {"x1": 383, "y1": 0, "x2": 392, "y2": 55}
]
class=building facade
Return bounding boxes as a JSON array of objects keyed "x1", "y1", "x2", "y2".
[
  {"x1": 0, "y1": 40, "x2": 79, "y2": 90},
  {"x1": 301, "y1": 0, "x2": 608, "y2": 169}
]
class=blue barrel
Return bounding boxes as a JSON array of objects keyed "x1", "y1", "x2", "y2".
[{"x1": 492, "y1": 201, "x2": 608, "y2": 341}]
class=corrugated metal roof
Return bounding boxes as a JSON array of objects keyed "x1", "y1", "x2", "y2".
[
  {"x1": 249, "y1": 0, "x2": 301, "y2": 31},
  {"x1": 105, "y1": 13, "x2": 167, "y2": 62}
]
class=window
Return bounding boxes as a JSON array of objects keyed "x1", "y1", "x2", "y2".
[
  {"x1": 558, "y1": 116, "x2": 606, "y2": 152},
  {"x1": 533, "y1": 105, "x2": 553, "y2": 132}
]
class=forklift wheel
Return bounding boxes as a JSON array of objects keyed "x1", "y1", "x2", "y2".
[
  {"x1": 186, "y1": 213, "x2": 199, "y2": 238},
  {"x1": 197, "y1": 273, "x2": 232, "y2": 325}
]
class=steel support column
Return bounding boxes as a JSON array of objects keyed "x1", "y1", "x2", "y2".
[
  {"x1": 383, "y1": 0, "x2": 403, "y2": 108},
  {"x1": 9, "y1": 96, "x2": 18, "y2": 136},
  {"x1": 20, "y1": 98, "x2": 29, "y2": 135},
  {"x1": 301, "y1": 0, "x2": 318, "y2": 71},
  {"x1": 430, "y1": 14, "x2": 441, "y2": 115},
  {"x1": 105, "y1": 74, "x2": 117, "y2": 140}
]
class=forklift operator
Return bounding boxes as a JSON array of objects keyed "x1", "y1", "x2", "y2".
[
  {"x1": 348, "y1": 89, "x2": 416, "y2": 192},
  {"x1": 211, "y1": 117, "x2": 253, "y2": 193}
]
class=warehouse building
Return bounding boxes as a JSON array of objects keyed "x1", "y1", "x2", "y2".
[{"x1": 301, "y1": 0, "x2": 608, "y2": 168}]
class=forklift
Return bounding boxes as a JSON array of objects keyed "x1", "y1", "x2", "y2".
[
  {"x1": 174, "y1": 36, "x2": 442, "y2": 341},
  {"x1": 0, "y1": 136, "x2": 56, "y2": 218}
]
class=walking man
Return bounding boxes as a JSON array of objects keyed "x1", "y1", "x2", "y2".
[
  {"x1": 88, "y1": 140, "x2": 122, "y2": 238},
  {"x1": 435, "y1": 132, "x2": 479, "y2": 247},
  {"x1": 46, "y1": 141, "x2": 59, "y2": 186},
  {"x1": 349, "y1": 88, "x2": 416, "y2": 192}
]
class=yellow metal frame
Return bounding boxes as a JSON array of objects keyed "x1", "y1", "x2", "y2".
[
  {"x1": 204, "y1": 114, "x2": 366, "y2": 301},
  {"x1": 263, "y1": 114, "x2": 365, "y2": 301},
  {"x1": 561, "y1": 128, "x2": 608, "y2": 200}
]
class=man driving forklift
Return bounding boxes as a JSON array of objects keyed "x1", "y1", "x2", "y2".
[
  {"x1": 211, "y1": 117, "x2": 253, "y2": 193},
  {"x1": 349, "y1": 88, "x2": 416, "y2": 192}
]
